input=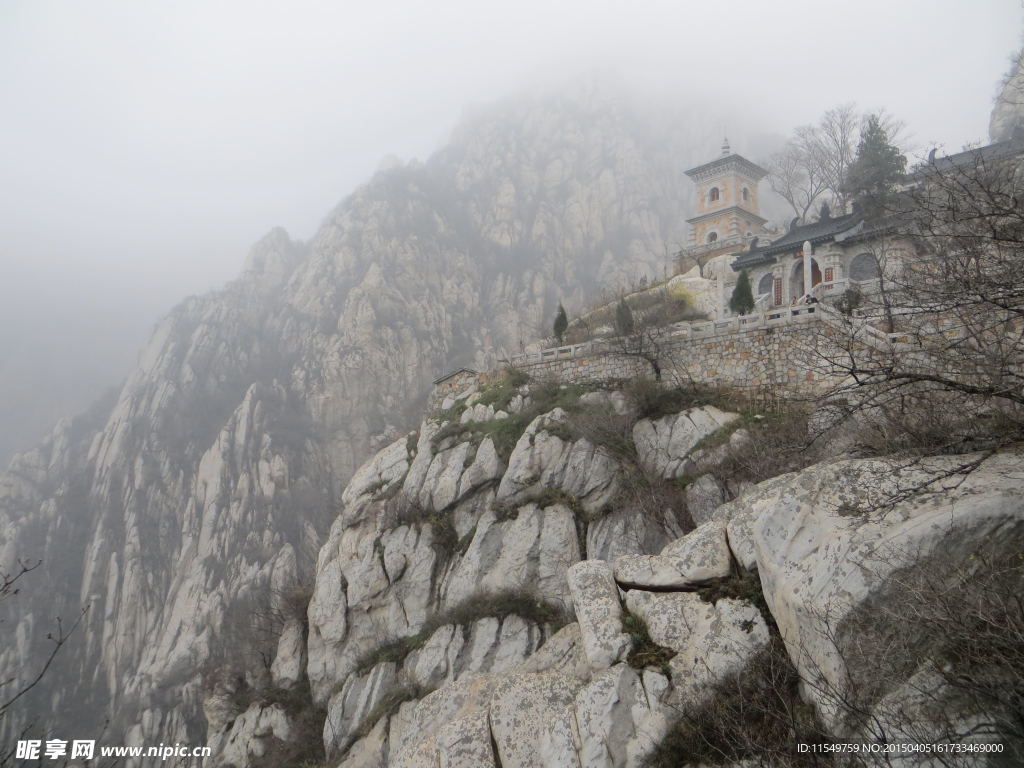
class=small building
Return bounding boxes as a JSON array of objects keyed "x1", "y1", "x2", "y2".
[{"x1": 428, "y1": 367, "x2": 481, "y2": 409}]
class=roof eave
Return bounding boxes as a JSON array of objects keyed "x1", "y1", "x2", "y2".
[{"x1": 686, "y1": 206, "x2": 768, "y2": 226}]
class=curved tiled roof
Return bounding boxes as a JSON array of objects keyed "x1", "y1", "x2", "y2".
[{"x1": 731, "y1": 211, "x2": 862, "y2": 271}]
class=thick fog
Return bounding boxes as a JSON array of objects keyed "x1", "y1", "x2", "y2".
[{"x1": 0, "y1": 0, "x2": 1019, "y2": 464}]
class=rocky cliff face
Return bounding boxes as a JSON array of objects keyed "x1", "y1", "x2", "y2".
[
  {"x1": 0, "y1": 86, "x2": 721, "y2": 753},
  {"x1": 991, "y1": 50, "x2": 1024, "y2": 142},
  {"x1": 229, "y1": 373, "x2": 1023, "y2": 767}
]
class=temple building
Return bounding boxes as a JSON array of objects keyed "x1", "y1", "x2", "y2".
[
  {"x1": 681, "y1": 141, "x2": 892, "y2": 318},
  {"x1": 684, "y1": 132, "x2": 1024, "y2": 319},
  {"x1": 729, "y1": 205, "x2": 887, "y2": 311}
]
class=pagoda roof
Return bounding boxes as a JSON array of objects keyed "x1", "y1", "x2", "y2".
[{"x1": 685, "y1": 152, "x2": 768, "y2": 181}]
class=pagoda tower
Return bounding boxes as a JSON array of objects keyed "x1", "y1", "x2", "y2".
[{"x1": 684, "y1": 139, "x2": 768, "y2": 262}]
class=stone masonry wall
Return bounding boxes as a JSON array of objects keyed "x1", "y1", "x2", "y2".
[{"x1": 513, "y1": 318, "x2": 831, "y2": 400}]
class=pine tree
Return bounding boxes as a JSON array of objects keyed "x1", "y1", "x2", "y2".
[
  {"x1": 553, "y1": 303, "x2": 568, "y2": 344},
  {"x1": 844, "y1": 114, "x2": 907, "y2": 217},
  {"x1": 729, "y1": 270, "x2": 755, "y2": 315},
  {"x1": 615, "y1": 298, "x2": 635, "y2": 336}
]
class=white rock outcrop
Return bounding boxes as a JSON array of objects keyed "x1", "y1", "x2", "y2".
[
  {"x1": 270, "y1": 619, "x2": 306, "y2": 689},
  {"x1": 497, "y1": 409, "x2": 621, "y2": 514},
  {"x1": 304, "y1": 383, "x2": 1024, "y2": 768},
  {"x1": 632, "y1": 405, "x2": 739, "y2": 479},
  {"x1": 612, "y1": 519, "x2": 732, "y2": 589},
  {"x1": 991, "y1": 51, "x2": 1024, "y2": 142},
  {"x1": 567, "y1": 561, "x2": 631, "y2": 672},
  {"x1": 625, "y1": 590, "x2": 769, "y2": 710},
  {"x1": 714, "y1": 451, "x2": 1024, "y2": 724}
]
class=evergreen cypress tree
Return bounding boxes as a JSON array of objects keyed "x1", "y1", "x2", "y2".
[
  {"x1": 844, "y1": 114, "x2": 907, "y2": 217},
  {"x1": 615, "y1": 298, "x2": 635, "y2": 335},
  {"x1": 729, "y1": 270, "x2": 755, "y2": 315},
  {"x1": 553, "y1": 303, "x2": 568, "y2": 344}
]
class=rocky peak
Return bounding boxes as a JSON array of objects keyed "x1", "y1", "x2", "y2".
[{"x1": 990, "y1": 50, "x2": 1024, "y2": 142}]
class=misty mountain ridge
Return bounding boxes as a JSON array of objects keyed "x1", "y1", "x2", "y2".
[{"x1": 0, "y1": 81, "x2": 774, "y2": 752}]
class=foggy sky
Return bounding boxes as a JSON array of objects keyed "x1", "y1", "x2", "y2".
[{"x1": 0, "y1": 0, "x2": 1020, "y2": 463}]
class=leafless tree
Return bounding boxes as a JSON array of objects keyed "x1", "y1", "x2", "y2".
[
  {"x1": 613, "y1": 324, "x2": 669, "y2": 382},
  {"x1": 798, "y1": 539, "x2": 1024, "y2": 766},
  {"x1": 766, "y1": 129, "x2": 832, "y2": 222},
  {"x1": 805, "y1": 142, "x2": 1024, "y2": 456},
  {"x1": 767, "y1": 104, "x2": 860, "y2": 220},
  {"x1": 0, "y1": 559, "x2": 91, "y2": 767},
  {"x1": 767, "y1": 105, "x2": 909, "y2": 221}
]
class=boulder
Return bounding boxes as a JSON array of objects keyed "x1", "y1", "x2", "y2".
[
  {"x1": 572, "y1": 664, "x2": 671, "y2": 768},
  {"x1": 457, "y1": 438, "x2": 502, "y2": 499},
  {"x1": 443, "y1": 502, "x2": 580, "y2": 608},
  {"x1": 497, "y1": 409, "x2": 621, "y2": 514},
  {"x1": 567, "y1": 561, "x2": 630, "y2": 671},
  {"x1": 632, "y1": 406, "x2": 739, "y2": 480},
  {"x1": 625, "y1": 591, "x2": 769, "y2": 711},
  {"x1": 323, "y1": 662, "x2": 399, "y2": 757},
  {"x1": 405, "y1": 624, "x2": 464, "y2": 690},
  {"x1": 586, "y1": 502, "x2": 688, "y2": 562},
  {"x1": 612, "y1": 554, "x2": 689, "y2": 590},
  {"x1": 659, "y1": 518, "x2": 732, "y2": 581},
  {"x1": 459, "y1": 614, "x2": 542, "y2": 677},
  {"x1": 460, "y1": 402, "x2": 496, "y2": 424},
  {"x1": 341, "y1": 435, "x2": 411, "y2": 509},
  {"x1": 270, "y1": 618, "x2": 306, "y2": 689},
  {"x1": 418, "y1": 441, "x2": 476, "y2": 511},
  {"x1": 612, "y1": 520, "x2": 731, "y2": 589},
  {"x1": 389, "y1": 674, "x2": 498, "y2": 768},
  {"x1": 436, "y1": 711, "x2": 497, "y2": 768},
  {"x1": 337, "y1": 716, "x2": 390, "y2": 768},
  {"x1": 489, "y1": 672, "x2": 582, "y2": 768},
  {"x1": 202, "y1": 689, "x2": 241, "y2": 734},
  {"x1": 539, "y1": 707, "x2": 583, "y2": 768},
  {"x1": 515, "y1": 622, "x2": 589, "y2": 680},
  {"x1": 714, "y1": 451, "x2": 1024, "y2": 725},
  {"x1": 208, "y1": 703, "x2": 292, "y2": 767},
  {"x1": 685, "y1": 473, "x2": 727, "y2": 526}
]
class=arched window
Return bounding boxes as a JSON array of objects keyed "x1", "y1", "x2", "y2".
[
  {"x1": 850, "y1": 252, "x2": 881, "y2": 281},
  {"x1": 706, "y1": 231, "x2": 718, "y2": 243},
  {"x1": 709, "y1": 187, "x2": 720, "y2": 202},
  {"x1": 742, "y1": 187, "x2": 750, "y2": 202},
  {"x1": 758, "y1": 273, "x2": 774, "y2": 296}
]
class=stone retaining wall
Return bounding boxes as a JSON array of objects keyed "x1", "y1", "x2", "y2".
[{"x1": 514, "y1": 318, "x2": 831, "y2": 400}]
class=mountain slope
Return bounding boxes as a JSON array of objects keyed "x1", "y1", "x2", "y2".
[{"x1": 0, "y1": 83, "x2": 724, "y2": 751}]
